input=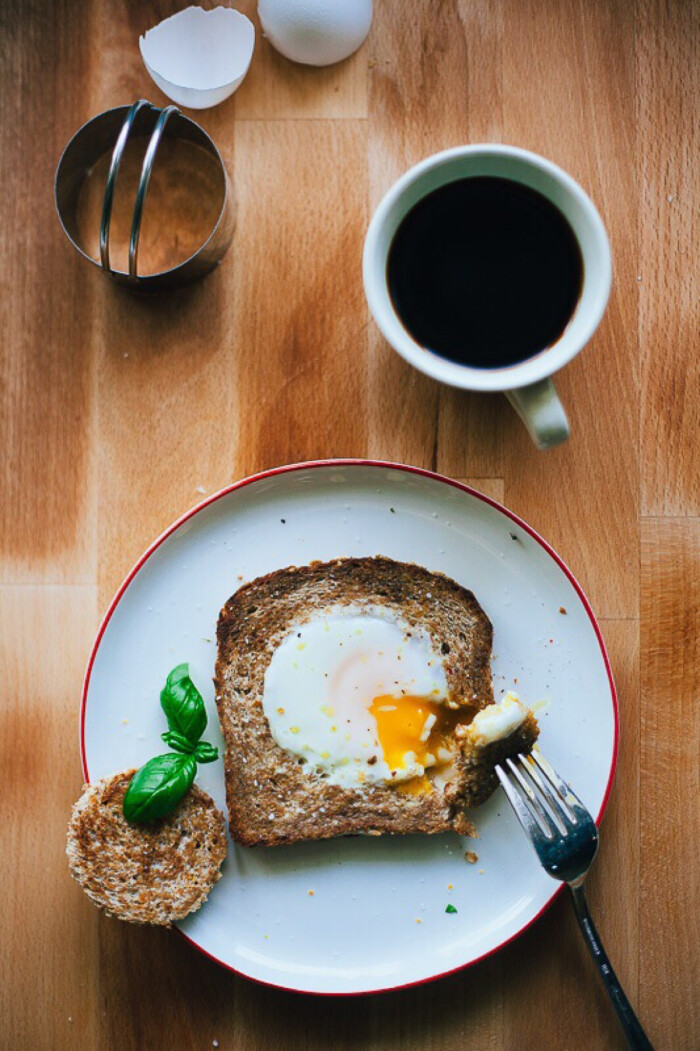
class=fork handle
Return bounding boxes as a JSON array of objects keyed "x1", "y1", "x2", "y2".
[{"x1": 568, "y1": 884, "x2": 654, "y2": 1050}]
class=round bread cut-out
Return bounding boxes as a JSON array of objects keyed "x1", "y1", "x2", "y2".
[{"x1": 67, "y1": 770, "x2": 227, "y2": 925}]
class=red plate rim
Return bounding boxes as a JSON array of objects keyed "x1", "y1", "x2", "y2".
[{"x1": 80, "y1": 458, "x2": 619, "y2": 996}]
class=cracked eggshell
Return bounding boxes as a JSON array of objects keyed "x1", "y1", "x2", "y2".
[
  {"x1": 258, "y1": 0, "x2": 372, "y2": 67},
  {"x1": 139, "y1": 6, "x2": 255, "y2": 110}
]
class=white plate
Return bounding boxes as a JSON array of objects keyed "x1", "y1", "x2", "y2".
[{"x1": 81, "y1": 460, "x2": 617, "y2": 995}]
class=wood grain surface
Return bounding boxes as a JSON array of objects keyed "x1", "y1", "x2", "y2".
[{"x1": 1, "y1": 1, "x2": 697, "y2": 1048}]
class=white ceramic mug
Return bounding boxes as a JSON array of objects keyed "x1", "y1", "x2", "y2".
[{"x1": 363, "y1": 145, "x2": 612, "y2": 449}]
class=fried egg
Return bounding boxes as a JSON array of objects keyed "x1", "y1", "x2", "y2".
[{"x1": 263, "y1": 611, "x2": 458, "y2": 788}]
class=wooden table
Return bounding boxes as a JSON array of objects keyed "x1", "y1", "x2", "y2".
[{"x1": 1, "y1": 1, "x2": 697, "y2": 1048}]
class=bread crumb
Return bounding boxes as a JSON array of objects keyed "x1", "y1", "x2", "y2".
[
  {"x1": 308, "y1": 889, "x2": 315, "y2": 896},
  {"x1": 559, "y1": 606, "x2": 567, "y2": 615},
  {"x1": 478, "y1": 868, "x2": 484, "y2": 874},
  {"x1": 121, "y1": 719, "x2": 128, "y2": 725},
  {"x1": 465, "y1": 851, "x2": 478, "y2": 864},
  {"x1": 447, "y1": 883, "x2": 453, "y2": 890},
  {"x1": 415, "y1": 918, "x2": 422, "y2": 923}
]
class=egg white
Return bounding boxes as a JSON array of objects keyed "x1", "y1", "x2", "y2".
[
  {"x1": 263, "y1": 611, "x2": 448, "y2": 787},
  {"x1": 467, "y1": 692, "x2": 528, "y2": 747}
]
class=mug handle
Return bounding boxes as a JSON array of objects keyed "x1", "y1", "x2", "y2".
[{"x1": 505, "y1": 379, "x2": 569, "y2": 450}]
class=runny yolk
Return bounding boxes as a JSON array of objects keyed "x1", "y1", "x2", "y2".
[
  {"x1": 396, "y1": 774, "x2": 433, "y2": 796},
  {"x1": 369, "y1": 694, "x2": 457, "y2": 777}
]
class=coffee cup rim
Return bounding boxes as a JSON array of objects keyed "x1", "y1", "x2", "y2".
[{"x1": 363, "y1": 143, "x2": 612, "y2": 392}]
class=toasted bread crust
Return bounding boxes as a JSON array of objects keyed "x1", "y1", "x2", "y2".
[
  {"x1": 452, "y1": 713, "x2": 540, "y2": 813},
  {"x1": 215, "y1": 557, "x2": 496, "y2": 846},
  {"x1": 66, "y1": 771, "x2": 227, "y2": 924}
]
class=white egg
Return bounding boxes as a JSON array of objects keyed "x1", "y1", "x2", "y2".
[
  {"x1": 258, "y1": 0, "x2": 373, "y2": 67},
  {"x1": 263, "y1": 611, "x2": 448, "y2": 787}
]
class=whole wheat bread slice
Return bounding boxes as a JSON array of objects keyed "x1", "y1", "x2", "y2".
[
  {"x1": 66, "y1": 771, "x2": 227, "y2": 924},
  {"x1": 215, "y1": 556, "x2": 518, "y2": 846}
]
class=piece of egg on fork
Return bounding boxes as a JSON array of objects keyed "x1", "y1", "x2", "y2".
[
  {"x1": 258, "y1": 0, "x2": 373, "y2": 67},
  {"x1": 263, "y1": 611, "x2": 459, "y2": 788}
]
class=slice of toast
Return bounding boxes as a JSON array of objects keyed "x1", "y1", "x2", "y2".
[
  {"x1": 66, "y1": 771, "x2": 227, "y2": 924},
  {"x1": 215, "y1": 556, "x2": 535, "y2": 846}
]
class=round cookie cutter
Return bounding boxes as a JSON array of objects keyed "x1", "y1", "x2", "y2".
[{"x1": 55, "y1": 100, "x2": 234, "y2": 292}]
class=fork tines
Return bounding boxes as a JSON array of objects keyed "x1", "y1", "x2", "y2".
[{"x1": 496, "y1": 749, "x2": 583, "y2": 842}]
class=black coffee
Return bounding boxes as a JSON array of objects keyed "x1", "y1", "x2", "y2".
[{"x1": 386, "y1": 176, "x2": 583, "y2": 369}]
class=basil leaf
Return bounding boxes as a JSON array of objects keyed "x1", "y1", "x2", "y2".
[
  {"x1": 195, "y1": 740, "x2": 219, "y2": 764},
  {"x1": 160, "y1": 730, "x2": 195, "y2": 755},
  {"x1": 445, "y1": 904, "x2": 458, "y2": 914},
  {"x1": 123, "y1": 753, "x2": 197, "y2": 824},
  {"x1": 160, "y1": 663, "x2": 207, "y2": 745}
]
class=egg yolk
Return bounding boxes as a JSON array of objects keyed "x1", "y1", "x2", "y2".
[
  {"x1": 396, "y1": 774, "x2": 433, "y2": 796},
  {"x1": 369, "y1": 694, "x2": 458, "y2": 778}
]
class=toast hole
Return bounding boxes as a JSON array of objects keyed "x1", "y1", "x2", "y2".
[{"x1": 441, "y1": 642, "x2": 450, "y2": 654}]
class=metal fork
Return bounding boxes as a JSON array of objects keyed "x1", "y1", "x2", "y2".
[{"x1": 496, "y1": 749, "x2": 653, "y2": 1050}]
